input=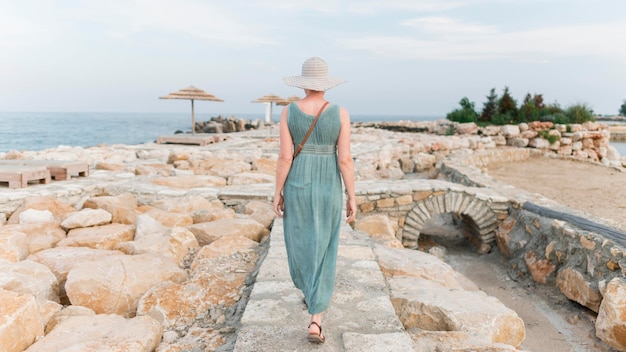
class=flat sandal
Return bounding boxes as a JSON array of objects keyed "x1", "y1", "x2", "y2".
[{"x1": 307, "y1": 321, "x2": 325, "y2": 343}]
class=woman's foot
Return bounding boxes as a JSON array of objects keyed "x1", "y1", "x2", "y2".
[{"x1": 307, "y1": 321, "x2": 325, "y2": 343}]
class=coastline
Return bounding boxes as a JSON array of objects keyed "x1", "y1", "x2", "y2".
[{"x1": 1, "y1": 123, "x2": 626, "y2": 351}]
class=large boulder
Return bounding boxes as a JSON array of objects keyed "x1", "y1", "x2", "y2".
[
  {"x1": 0, "y1": 229, "x2": 29, "y2": 262},
  {"x1": 82, "y1": 194, "x2": 138, "y2": 225},
  {"x1": 27, "y1": 247, "x2": 124, "y2": 299},
  {"x1": 1, "y1": 222, "x2": 66, "y2": 254},
  {"x1": 0, "y1": 259, "x2": 59, "y2": 303},
  {"x1": 61, "y1": 208, "x2": 112, "y2": 230},
  {"x1": 57, "y1": 223, "x2": 135, "y2": 250},
  {"x1": 7, "y1": 196, "x2": 75, "y2": 225},
  {"x1": 596, "y1": 277, "x2": 626, "y2": 350},
  {"x1": 25, "y1": 314, "x2": 162, "y2": 352},
  {"x1": 389, "y1": 277, "x2": 525, "y2": 347},
  {"x1": 65, "y1": 254, "x2": 186, "y2": 316},
  {"x1": 354, "y1": 215, "x2": 403, "y2": 248},
  {"x1": 0, "y1": 288, "x2": 44, "y2": 352},
  {"x1": 556, "y1": 267, "x2": 602, "y2": 312},
  {"x1": 115, "y1": 215, "x2": 199, "y2": 264},
  {"x1": 186, "y1": 218, "x2": 267, "y2": 246}
]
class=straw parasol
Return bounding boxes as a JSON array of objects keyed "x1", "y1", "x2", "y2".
[
  {"x1": 276, "y1": 95, "x2": 302, "y2": 106},
  {"x1": 159, "y1": 85, "x2": 224, "y2": 134},
  {"x1": 252, "y1": 94, "x2": 284, "y2": 124}
]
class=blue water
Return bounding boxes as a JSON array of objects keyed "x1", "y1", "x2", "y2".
[{"x1": 0, "y1": 112, "x2": 625, "y2": 156}]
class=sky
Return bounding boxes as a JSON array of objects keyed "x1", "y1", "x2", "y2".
[{"x1": 1, "y1": 0, "x2": 625, "y2": 117}]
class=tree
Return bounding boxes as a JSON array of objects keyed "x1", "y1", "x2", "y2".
[
  {"x1": 498, "y1": 86, "x2": 518, "y2": 116},
  {"x1": 446, "y1": 97, "x2": 478, "y2": 123},
  {"x1": 518, "y1": 93, "x2": 541, "y2": 122},
  {"x1": 480, "y1": 88, "x2": 498, "y2": 122},
  {"x1": 620, "y1": 100, "x2": 626, "y2": 116},
  {"x1": 491, "y1": 86, "x2": 518, "y2": 125}
]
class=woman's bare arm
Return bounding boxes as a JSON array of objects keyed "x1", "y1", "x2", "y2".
[
  {"x1": 336, "y1": 106, "x2": 356, "y2": 223},
  {"x1": 273, "y1": 106, "x2": 294, "y2": 217}
]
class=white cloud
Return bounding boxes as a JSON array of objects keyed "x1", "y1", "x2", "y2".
[
  {"x1": 400, "y1": 17, "x2": 498, "y2": 36},
  {"x1": 339, "y1": 21, "x2": 626, "y2": 61}
]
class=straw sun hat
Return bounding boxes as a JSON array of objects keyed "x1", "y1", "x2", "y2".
[{"x1": 283, "y1": 57, "x2": 346, "y2": 92}]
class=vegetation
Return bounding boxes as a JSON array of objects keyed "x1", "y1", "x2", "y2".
[
  {"x1": 446, "y1": 87, "x2": 597, "y2": 125},
  {"x1": 446, "y1": 97, "x2": 478, "y2": 123},
  {"x1": 620, "y1": 100, "x2": 626, "y2": 116}
]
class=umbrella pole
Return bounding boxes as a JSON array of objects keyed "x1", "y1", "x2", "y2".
[{"x1": 191, "y1": 99, "x2": 195, "y2": 135}]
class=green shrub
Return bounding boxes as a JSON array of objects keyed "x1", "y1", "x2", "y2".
[
  {"x1": 491, "y1": 112, "x2": 514, "y2": 125},
  {"x1": 565, "y1": 103, "x2": 595, "y2": 124},
  {"x1": 620, "y1": 100, "x2": 626, "y2": 116},
  {"x1": 538, "y1": 129, "x2": 560, "y2": 144},
  {"x1": 446, "y1": 97, "x2": 478, "y2": 123}
]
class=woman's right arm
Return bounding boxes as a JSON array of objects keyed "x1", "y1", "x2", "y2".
[
  {"x1": 337, "y1": 106, "x2": 356, "y2": 224},
  {"x1": 274, "y1": 106, "x2": 294, "y2": 217}
]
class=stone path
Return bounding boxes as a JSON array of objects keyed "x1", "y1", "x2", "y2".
[{"x1": 233, "y1": 219, "x2": 416, "y2": 351}]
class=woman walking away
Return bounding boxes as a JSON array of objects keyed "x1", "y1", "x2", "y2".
[{"x1": 273, "y1": 57, "x2": 356, "y2": 344}]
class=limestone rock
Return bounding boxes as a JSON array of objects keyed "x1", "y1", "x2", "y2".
[
  {"x1": 374, "y1": 244, "x2": 469, "y2": 289},
  {"x1": 456, "y1": 122, "x2": 478, "y2": 135},
  {"x1": 389, "y1": 276, "x2": 525, "y2": 347},
  {"x1": 0, "y1": 259, "x2": 59, "y2": 303},
  {"x1": 140, "y1": 206, "x2": 193, "y2": 227},
  {"x1": 242, "y1": 200, "x2": 276, "y2": 229},
  {"x1": 151, "y1": 196, "x2": 224, "y2": 214},
  {"x1": 25, "y1": 314, "x2": 162, "y2": 352},
  {"x1": 0, "y1": 288, "x2": 44, "y2": 352},
  {"x1": 523, "y1": 250, "x2": 556, "y2": 284},
  {"x1": 152, "y1": 175, "x2": 227, "y2": 189},
  {"x1": 190, "y1": 236, "x2": 259, "y2": 271},
  {"x1": 0, "y1": 229, "x2": 29, "y2": 261},
  {"x1": 192, "y1": 208, "x2": 236, "y2": 223},
  {"x1": 156, "y1": 327, "x2": 224, "y2": 352},
  {"x1": 596, "y1": 277, "x2": 626, "y2": 350},
  {"x1": 208, "y1": 160, "x2": 251, "y2": 177},
  {"x1": 251, "y1": 157, "x2": 277, "y2": 174},
  {"x1": 186, "y1": 218, "x2": 267, "y2": 246},
  {"x1": 138, "y1": 246, "x2": 257, "y2": 329},
  {"x1": 45, "y1": 305, "x2": 95, "y2": 335},
  {"x1": 115, "y1": 215, "x2": 199, "y2": 264},
  {"x1": 2, "y1": 222, "x2": 66, "y2": 254},
  {"x1": 135, "y1": 163, "x2": 174, "y2": 176},
  {"x1": 58, "y1": 223, "x2": 135, "y2": 250},
  {"x1": 61, "y1": 208, "x2": 112, "y2": 230},
  {"x1": 354, "y1": 214, "x2": 403, "y2": 248},
  {"x1": 65, "y1": 253, "x2": 185, "y2": 316},
  {"x1": 27, "y1": 247, "x2": 124, "y2": 299},
  {"x1": 82, "y1": 193, "x2": 138, "y2": 225},
  {"x1": 410, "y1": 330, "x2": 519, "y2": 352},
  {"x1": 19, "y1": 209, "x2": 55, "y2": 224},
  {"x1": 556, "y1": 267, "x2": 602, "y2": 312},
  {"x1": 500, "y1": 125, "x2": 520, "y2": 138},
  {"x1": 228, "y1": 172, "x2": 274, "y2": 185},
  {"x1": 7, "y1": 196, "x2": 75, "y2": 225}
]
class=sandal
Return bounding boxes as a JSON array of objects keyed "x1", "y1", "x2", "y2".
[{"x1": 307, "y1": 321, "x2": 325, "y2": 343}]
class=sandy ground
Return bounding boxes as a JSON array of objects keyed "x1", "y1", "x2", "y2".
[
  {"x1": 484, "y1": 156, "x2": 626, "y2": 229},
  {"x1": 420, "y1": 157, "x2": 626, "y2": 351}
]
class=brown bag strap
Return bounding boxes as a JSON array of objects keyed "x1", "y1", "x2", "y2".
[{"x1": 293, "y1": 101, "x2": 330, "y2": 159}]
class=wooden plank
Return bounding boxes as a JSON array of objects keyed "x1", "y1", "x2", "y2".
[
  {"x1": 156, "y1": 134, "x2": 226, "y2": 146},
  {"x1": 0, "y1": 160, "x2": 89, "y2": 181},
  {"x1": 0, "y1": 165, "x2": 51, "y2": 188}
]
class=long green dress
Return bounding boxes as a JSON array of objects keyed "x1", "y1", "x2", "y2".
[{"x1": 283, "y1": 102, "x2": 343, "y2": 315}]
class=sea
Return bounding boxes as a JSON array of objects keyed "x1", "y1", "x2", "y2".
[{"x1": 0, "y1": 112, "x2": 625, "y2": 156}]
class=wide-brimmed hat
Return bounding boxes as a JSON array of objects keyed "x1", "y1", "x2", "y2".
[{"x1": 283, "y1": 57, "x2": 346, "y2": 92}]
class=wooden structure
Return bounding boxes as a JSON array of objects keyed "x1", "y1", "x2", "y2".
[
  {"x1": 0, "y1": 160, "x2": 89, "y2": 187},
  {"x1": 159, "y1": 86, "x2": 224, "y2": 135},
  {"x1": 0, "y1": 165, "x2": 51, "y2": 188},
  {"x1": 156, "y1": 133, "x2": 226, "y2": 146}
]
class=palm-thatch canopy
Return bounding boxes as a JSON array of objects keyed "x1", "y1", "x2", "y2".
[
  {"x1": 159, "y1": 86, "x2": 224, "y2": 134},
  {"x1": 252, "y1": 94, "x2": 285, "y2": 123},
  {"x1": 276, "y1": 95, "x2": 302, "y2": 106},
  {"x1": 251, "y1": 93, "x2": 284, "y2": 104}
]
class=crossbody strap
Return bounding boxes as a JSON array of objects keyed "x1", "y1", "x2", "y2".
[{"x1": 292, "y1": 101, "x2": 330, "y2": 159}]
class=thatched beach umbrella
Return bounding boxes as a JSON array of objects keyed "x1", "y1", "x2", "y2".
[
  {"x1": 159, "y1": 86, "x2": 224, "y2": 134},
  {"x1": 276, "y1": 95, "x2": 302, "y2": 106},
  {"x1": 252, "y1": 94, "x2": 284, "y2": 123}
]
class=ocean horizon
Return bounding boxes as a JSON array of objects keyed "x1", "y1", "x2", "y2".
[{"x1": 1, "y1": 111, "x2": 624, "y2": 157}]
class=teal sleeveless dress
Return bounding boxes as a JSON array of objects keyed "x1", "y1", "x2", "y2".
[{"x1": 283, "y1": 103, "x2": 343, "y2": 315}]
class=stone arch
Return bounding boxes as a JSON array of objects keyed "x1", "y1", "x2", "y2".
[{"x1": 401, "y1": 190, "x2": 502, "y2": 249}]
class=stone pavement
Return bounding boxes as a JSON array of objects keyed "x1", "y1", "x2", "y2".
[{"x1": 233, "y1": 218, "x2": 416, "y2": 351}]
